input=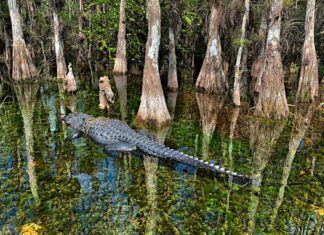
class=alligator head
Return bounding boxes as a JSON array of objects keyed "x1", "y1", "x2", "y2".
[{"x1": 61, "y1": 112, "x2": 92, "y2": 130}]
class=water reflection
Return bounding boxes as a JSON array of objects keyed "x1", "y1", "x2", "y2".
[
  {"x1": 15, "y1": 84, "x2": 40, "y2": 204},
  {"x1": 196, "y1": 93, "x2": 224, "y2": 160},
  {"x1": 221, "y1": 107, "x2": 240, "y2": 231},
  {"x1": 270, "y1": 104, "x2": 315, "y2": 228},
  {"x1": 40, "y1": 86, "x2": 59, "y2": 177},
  {"x1": 58, "y1": 84, "x2": 77, "y2": 113},
  {"x1": 143, "y1": 125, "x2": 170, "y2": 234},
  {"x1": 248, "y1": 119, "x2": 285, "y2": 233},
  {"x1": 228, "y1": 107, "x2": 240, "y2": 166},
  {"x1": 0, "y1": 79, "x2": 322, "y2": 234}
]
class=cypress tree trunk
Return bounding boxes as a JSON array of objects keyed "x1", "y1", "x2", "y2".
[
  {"x1": 3, "y1": 23, "x2": 11, "y2": 77},
  {"x1": 196, "y1": 0, "x2": 227, "y2": 93},
  {"x1": 233, "y1": 0, "x2": 249, "y2": 106},
  {"x1": 167, "y1": 91, "x2": 178, "y2": 118},
  {"x1": 113, "y1": 0, "x2": 127, "y2": 74},
  {"x1": 167, "y1": 0, "x2": 182, "y2": 91},
  {"x1": 7, "y1": 0, "x2": 38, "y2": 80},
  {"x1": 167, "y1": 27, "x2": 178, "y2": 91},
  {"x1": 114, "y1": 75, "x2": 128, "y2": 121},
  {"x1": 296, "y1": 0, "x2": 318, "y2": 102},
  {"x1": 53, "y1": 0, "x2": 67, "y2": 79},
  {"x1": 251, "y1": 14, "x2": 267, "y2": 103},
  {"x1": 79, "y1": 0, "x2": 84, "y2": 32},
  {"x1": 135, "y1": 0, "x2": 171, "y2": 127},
  {"x1": 254, "y1": 0, "x2": 289, "y2": 119}
]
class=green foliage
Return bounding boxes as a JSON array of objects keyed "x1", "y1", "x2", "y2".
[
  {"x1": 125, "y1": 0, "x2": 146, "y2": 66},
  {"x1": 283, "y1": 0, "x2": 298, "y2": 9},
  {"x1": 318, "y1": 64, "x2": 324, "y2": 79},
  {"x1": 78, "y1": 0, "x2": 146, "y2": 66},
  {"x1": 232, "y1": 38, "x2": 252, "y2": 47},
  {"x1": 84, "y1": 0, "x2": 119, "y2": 52}
]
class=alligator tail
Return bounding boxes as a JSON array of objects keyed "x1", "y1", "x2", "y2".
[{"x1": 145, "y1": 142, "x2": 256, "y2": 185}]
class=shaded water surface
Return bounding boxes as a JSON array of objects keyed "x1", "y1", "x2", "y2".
[{"x1": 0, "y1": 77, "x2": 323, "y2": 234}]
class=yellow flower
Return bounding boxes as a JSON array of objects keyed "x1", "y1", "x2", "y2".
[{"x1": 20, "y1": 223, "x2": 42, "y2": 235}]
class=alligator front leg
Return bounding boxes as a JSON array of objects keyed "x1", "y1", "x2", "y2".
[
  {"x1": 65, "y1": 130, "x2": 83, "y2": 140},
  {"x1": 104, "y1": 141, "x2": 137, "y2": 152}
]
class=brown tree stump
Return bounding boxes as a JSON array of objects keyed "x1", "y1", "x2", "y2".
[{"x1": 99, "y1": 75, "x2": 114, "y2": 111}]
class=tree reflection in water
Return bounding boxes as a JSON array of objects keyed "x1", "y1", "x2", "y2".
[
  {"x1": 143, "y1": 125, "x2": 170, "y2": 235},
  {"x1": 15, "y1": 84, "x2": 40, "y2": 205},
  {"x1": 196, "y1": 93, "x2": 224, "y2": 160},
  {"x1": 0, "y1": 81, "x2": 322, "y2": 234},
  {"x1": 270, "y1": 104, "x2": 316, "y2": 230},
  {"x1": 248, "y1": 118, "x2": 285, "y2": 233}
]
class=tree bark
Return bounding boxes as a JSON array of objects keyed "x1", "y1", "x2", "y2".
[
  {"x1": 7, "y1": 0, "x2": 38, "y2": 80},
  {"x1": 135, "y1": 0, "x2": 171, "y2": 127},
  {"x1": 3, "y1": 24, "x2": 11, "y2": 77},
  {"x1": 98, "y1": 75, "x2": 114, "y2": 110},
  {"x1": 167, "y1": 91, "x2": 178, "y2": 118},
  {"x1": 250, "y1": 14, "x2": 267, "y2": 103},
  {"x1": 196, "y1": 0, "x2": 227, "y2": 93},
  {"x1": 254, "y1": 0, "x2": 289, "y2": 119},
  {"x1": 167, "y1": 27, "x2": 178, "y2": 91},
  {"x1": 296, "y1": 0, "x2": 319, "y2": 103},
  {"x1": 26, "y1": 0, "x2": 35, "y2": 29},
  {"x1": 113, "y1": 0, "x2": 127, "y2": 74},
  {"x1": 167, "y1": 0, "x2": 182, "y2": 91},
  {"x1": 114, "y1": 74, "x2": 128, "y2": 121},
  {"x1": 79, "y1": 0, "x2": 84, "y2": 32},
  {"x1": 233, "y1": 0, "x2": 250, "y2": 106},
  {"x1": 53, "y1": 0, "x2": 67, "y2": 79},
  {"x1": 240, "y1": 50, "x2": 248, "y2": 98}
]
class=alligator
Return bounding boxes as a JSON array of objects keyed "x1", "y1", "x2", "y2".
[{"x1": 62, "y1": 112, "x2": 255, "y2": 184}]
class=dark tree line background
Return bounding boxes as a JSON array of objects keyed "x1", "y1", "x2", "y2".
[
  {"x1": 0, "y1": 1, "x2": 322, "y2": 77},
  {"x1": 0, "y1": 0, "x2": 323, "y2": 123}
]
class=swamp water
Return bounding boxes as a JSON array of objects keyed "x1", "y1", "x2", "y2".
[{"x1": 0, "y1": 76, "x2": 323, "y2": 234}]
